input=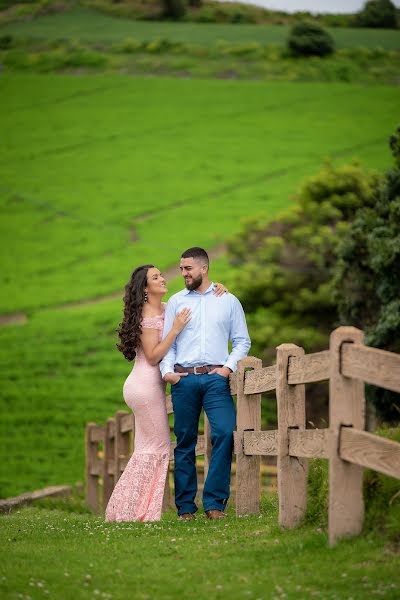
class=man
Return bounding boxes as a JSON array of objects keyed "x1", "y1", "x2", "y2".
[{"x1": 160, "y1": 247, "x2": 251, "y2": 520}]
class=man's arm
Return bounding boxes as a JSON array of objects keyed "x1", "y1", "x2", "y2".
[
  {"x1": 224, "y1": 296, "x2": 251, "y2": 373},
  {"x1": 160, "y1": 297, "x2": 178, "y2": 379}
]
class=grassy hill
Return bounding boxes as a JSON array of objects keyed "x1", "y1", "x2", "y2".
[
  {"x1": 1, "y1": 73, "x2": 399, "y2": 498},
  {"x1": 1, "y1": 7, "x2": 399, "y2": 49},
  {"x1": 0, "y1": 4, "x2": 400, "y2": 500}
]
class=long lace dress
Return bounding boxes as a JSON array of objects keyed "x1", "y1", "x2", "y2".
[{"x1": 105, "y1": 307, "x2": 170, "y2": 522}]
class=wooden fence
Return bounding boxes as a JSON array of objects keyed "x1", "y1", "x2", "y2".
[{"x1": 85, "y1": 326, "x2": 400, "y2": 545}]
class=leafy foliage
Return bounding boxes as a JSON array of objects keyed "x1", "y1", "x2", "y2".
[
  {"x1": 287, "y1": 20, "x2": 335, "y2": 57},
  {"x1": 334, "y1": 127, "x2": 400, "y2": 422},
  {"x1": 356, "y1": 0, "x2": 398, "y2": 29},
  {"x1": 227, "y1": 162, "x2": 379, "y2": 363}
]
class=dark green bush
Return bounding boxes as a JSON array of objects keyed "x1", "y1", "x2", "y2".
[
  {"x1": 287, "y1": 20, "x2": 335, "y2": 57},
  {"x1": 162, "y1": 0, "x2": 186, "y2": 20},
  {"x1": 356, "y1": 0, "x2": 398, "y2": 29},
  {"x1": 0, "y1": 34, "x2": 13, "y2": 50}
]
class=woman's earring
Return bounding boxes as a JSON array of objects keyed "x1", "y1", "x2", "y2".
[{"x1": 144, "y1": 291, "x2": 148, "y2": 303}]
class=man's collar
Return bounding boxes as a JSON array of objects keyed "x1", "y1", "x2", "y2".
[{"x1": 182, "y1": 282, "x2": 215, "y2": 295}]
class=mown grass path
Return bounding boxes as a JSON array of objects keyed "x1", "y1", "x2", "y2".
[{"x1": 1, "y1": 496, "x2": 399, "y2": 600}]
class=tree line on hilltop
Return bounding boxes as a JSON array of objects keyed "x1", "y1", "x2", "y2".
[{"x1": 0, "y1": 0, "x2": 399, "y2": 29}]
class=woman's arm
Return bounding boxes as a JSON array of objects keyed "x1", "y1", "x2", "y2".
[{"x1": 140, "y1": 308, "x2": 191, "y2": 366}]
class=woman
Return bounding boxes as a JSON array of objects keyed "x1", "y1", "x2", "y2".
[{"x1": 105, "y1": 264, "x2": 226, "y2": 522}]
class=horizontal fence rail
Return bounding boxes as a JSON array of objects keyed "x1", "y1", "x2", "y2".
[{"x1": 86, "y1": 326, "x2": 400, "y2": 546}]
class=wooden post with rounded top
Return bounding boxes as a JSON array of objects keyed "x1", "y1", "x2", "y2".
[
  {"x1": 329, "y1": 326, "x2": 365, "y2": 546},
  {"x1": 102, "y1": 417, "x2": 116, "y2": 512},
  {"x1": 203, "y1": 413, "x2": 212, "y2": 479},
  {"x1": 236, "y1": 356, "x2": 262, "y2": 515},
  {"x1": 276, "y1": 343, "x2": 308, "y2": 528},
  {"x1": 114, "y1": 410, "x2": 131, "y2": 484},
  {"x1": 85, "y1": 422, "x2": 100, "y2": 513}
]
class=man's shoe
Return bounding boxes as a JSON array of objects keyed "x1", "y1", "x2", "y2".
[
  {"x1": 178, "y1": 513, "x2": 196, "y2": 521},
  {"x1": 205, "y1": 510, "x2": 227, "y2": 520}
]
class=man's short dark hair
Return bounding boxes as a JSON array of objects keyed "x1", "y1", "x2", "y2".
[{"x1": 181, "y1": 247, "x2": 209, "y2": 265}]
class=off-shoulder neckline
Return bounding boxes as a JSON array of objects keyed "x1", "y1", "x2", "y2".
[{"x1": 142, "y1": 303, "x2": 166, "y2": 319}]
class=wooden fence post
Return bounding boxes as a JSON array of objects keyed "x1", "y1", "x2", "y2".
[
  {"x1": 329, "y1": 326, "x2": 365, "y2": 546},
  {"x1": 276, "y1": 344, "x2": 308, "y2": 528},
  {"x1": 85, "y1": 422, "x2": 99, "y2": 513},
  {"x1": 203, "y1": 413, "x2": 211, "y2": 479},
  {"x1": 236, "y1": 356, "x2": 262, "y2": 515},
  {"x1": 115, "y1": 411, "x2": 131, "y2": 484},
  {"x1": 162, "y1": 463, "x2": 171, "y2": 512},
  {"x1": 102, "y1": 417, "x2": 115, "y2": 512}
]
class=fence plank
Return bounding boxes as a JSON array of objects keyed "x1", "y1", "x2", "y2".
[
  {"x1": 203, "y1": 413, "x2": 211, "y2": 479},
  {"x1": 288, "y1": 351, "x2": 330, "y2": 385},
  {"x1": 89, "y1": 425, "x2": 105, "y2": 443},
  {"x1": 115, "y1": 411, "x2": 131, "y2": 481},
  {"x1": 289, "y1": 429, "x2": 330, "y2": 459},
  {"x1": 120, "y1": 413, "x2": 134, "y2": 433},
  {"x1": 244, "y1": 365, "x2": 277, "y2": 395},
  {"x1": 236, "y1": 357, "x2": 263, "y2": 515},
  {"x1": 102, "y1": 417, "x2": 116, "y2": 512},
  {"x1": 229, "y1": 373, "x2": 237, "y2": 396},
  {"x1": 276, "y1": 344, "x2": 308, "y2": 528},
  {"x1": 329, "y1": 327, "x2": 365, "y2": 546},
  {"x1": 340, "y1": 427, "x2": 400, "y2": 480},
  {"x1": 85, "y1": 422, "x2": 100, "y2": 513},
  {"x1": 342, "y1": 343, "x2": 400, "y2": 393},
  {"x1": 166, "y1": 395, "x2": 173, "y2": 415},
  {"x1": 241, "y1": 430, "x2": 278, "y2": 456}
]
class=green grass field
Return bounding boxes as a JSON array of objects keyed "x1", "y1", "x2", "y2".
[
  {"x1": 1, "y1": 11, "x2": 400, "y2": 596},
  {"x1": 1, "y1": 75, "x2": 398, "y2": 315},
  {"x1": 1, "y1": 7, "x2": 400, "y2": 49},
  {"x1": 1, "y1": 73, "x2": 399, "y2": 498},
  {"x1": 1, "y1": 494, "x2": 399, "y2": 600}
]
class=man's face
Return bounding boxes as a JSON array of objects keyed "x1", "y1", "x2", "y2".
[{"x1": 180, "y1": 257, "x2": 206, "y2": 291}]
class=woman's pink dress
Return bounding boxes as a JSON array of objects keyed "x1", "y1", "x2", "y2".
[{"x1": 105, "y1": 307, "x2": 170, "y2": 522}]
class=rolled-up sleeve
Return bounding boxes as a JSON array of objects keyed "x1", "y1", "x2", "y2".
[
  {"x1": 223, "y1": 297, "x2": 251, "y2": 372},
  {"x1": 160, "y1": 298, "x2": 177, "y2": 378}
]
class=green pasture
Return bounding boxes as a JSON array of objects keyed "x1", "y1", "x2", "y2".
[
  {"x1": 1, "y1": 494, "x2": 399, "y2": 600},
  {"x1": 1, "y1": 75, "x2": 398, "y2": 315},
  {"x1": 1, "y1": 74, "x2": 399, "y2": 497},
  {"x1": 1, "y1": 7, "x2": 399, "y2": 49}
]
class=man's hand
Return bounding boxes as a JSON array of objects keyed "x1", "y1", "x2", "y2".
[
  {"x1": 208, "y1": 366, "x2": 232, "y2": 378},
  {"x1": 164, "y1": 372, "x2": 188, "y2": 385}
]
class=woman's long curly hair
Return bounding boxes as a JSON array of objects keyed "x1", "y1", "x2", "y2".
[{"x1": 116, "y1": 264, "x2": 154, "y2": 361}]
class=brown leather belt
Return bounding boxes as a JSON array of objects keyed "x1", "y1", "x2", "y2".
[{"x1": 174, "y1": 364, "x2": 223, "y2": 375}]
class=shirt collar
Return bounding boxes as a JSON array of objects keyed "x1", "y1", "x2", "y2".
[{"x1": 182, "y1": 282, "x2": 215, "y2": 296}]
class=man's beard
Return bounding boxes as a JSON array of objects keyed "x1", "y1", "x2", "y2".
[{"x1": 185, "y1": 273, "x2": 203, "y2": 291}]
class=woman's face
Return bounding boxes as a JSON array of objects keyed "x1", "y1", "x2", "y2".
[{"x1": 145, "y1": 267, "x2": 167, "y2": 298}]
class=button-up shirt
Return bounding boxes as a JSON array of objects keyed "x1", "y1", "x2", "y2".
[{"x1": 160, "y1": 283, "x2": 251, "y2": 378}]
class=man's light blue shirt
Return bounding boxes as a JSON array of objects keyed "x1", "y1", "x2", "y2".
[{"x1": 160, "y1": 283, "x2": 251, "y2": 378}]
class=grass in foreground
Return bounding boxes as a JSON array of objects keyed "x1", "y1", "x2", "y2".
[{"x1": 1, "y1": 494, "x2": 399, "y2": 600}]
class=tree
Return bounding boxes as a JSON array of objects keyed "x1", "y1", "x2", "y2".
[
  {"x1": 334, "y1": 127, "x2": 400, "y2": 422},
  {"x1": 227, "y1": 162, "x2": 378, "y2": 363},
  {"x1": 356, "y1": 0, "x2": 398, "y2": 29}
]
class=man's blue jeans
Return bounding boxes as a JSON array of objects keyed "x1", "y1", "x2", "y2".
[{"x1": 171, "y1": 372, "x2": 236, "y2": 515}]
